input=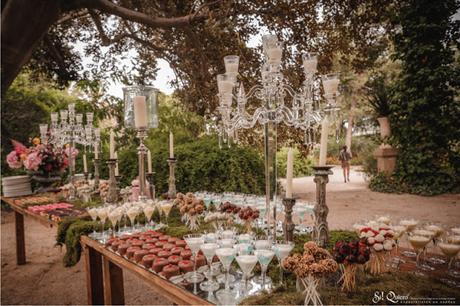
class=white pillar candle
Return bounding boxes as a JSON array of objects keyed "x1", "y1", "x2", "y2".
[
  {"x1": 319, "y1": 116, "x2": 329, "y2": 166},
  {"x1": 169, "y1": 132, "x2": 174, "y2": 159},
  {"x1": 303, "y1": 58, "x2": 318, "y2": 74},
  {"x1": 286, "y1": 148, "x2": 294, "y2": 198},
  {"x1": 114, "y1": 152, "x2": 119, "y2": 176},
  {"x1": 225, "y1": 62, "x2": 239, "y2": 74},
  {"x1": 83, "y1": 153, "x2": 88, "y2": 173},
  {"x1": 267, "y1": 47, "x2": 282, "y2": 63},
  {"x1": 147, "y1": 150, "x2": 152, "y2": 173},
  {"x1": 323, "y1": 78, "x2": 340, "y2": 96},
  {"x1": 109, "y1": 130, "x2": 115, "y2": 159},
  {"x1": 133, "y1": 96, "x2": 148, "y2": 128}
]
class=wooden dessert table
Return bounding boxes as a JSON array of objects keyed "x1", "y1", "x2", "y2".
[
  {"x1": 1, "y1": 196, "x2": 57, "y2": 265},
  {"x1": 80, "y1": 235, "x2": 213, "y2": 305}
]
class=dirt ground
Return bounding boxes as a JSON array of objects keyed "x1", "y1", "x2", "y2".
[{"x1": 1, "y1": 167, "x2": 459, "y2": 305}]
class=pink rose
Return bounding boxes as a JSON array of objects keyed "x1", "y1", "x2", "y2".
[
  {"x1": 6, "y1": 151, "x2": 23, "y2": 169},
  {"x1": 64, "y1": 147, "x2": 79, "y2": 159},
  {"x1": 23, "y1": 152, "x2": 42, "y2": 171}
]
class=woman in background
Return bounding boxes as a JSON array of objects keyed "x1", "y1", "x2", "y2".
[{"x1": 339, "y1": 145, "x2": 352, "y2": 183}]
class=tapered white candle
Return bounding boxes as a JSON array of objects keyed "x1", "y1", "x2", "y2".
[
  {"x1": 267, "y1": 47, "x2": 282, "y2": 63},
  {"x1": 83, "y1": 153, "x2": 88, "y2": 173},
  {"x1": 286, "y1": 148, "x2": 293, "y2": 198},
  {"x1": 114, "y1": 152, "x2": 119, "y2": 176},
  {"x1": 133, "y1": 96, "x2": 148, "y2": 128},
  {"x1": 94, "y1": 143, "x2": 99, "y2": 159},
  {"x1": 147, "y1": 150, "x2": 152, "y2": 173},
  {"x1": 169, "y1": 132, "x2": 174, "y2": 158},
  {"x1": 319, "y1": 116, "x2": 329, "y2": 166},
  {"x1": 109, "y1": 130, "x2": 115, "y2": 159}
]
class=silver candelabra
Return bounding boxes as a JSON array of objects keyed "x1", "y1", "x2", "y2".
[{"x1": 216, "y1": 34, "x2": 340, "y2": 238}]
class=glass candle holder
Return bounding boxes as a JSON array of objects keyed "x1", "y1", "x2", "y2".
[{"x1": 123, "y1": 86, "x2": 159, "y2": 129}]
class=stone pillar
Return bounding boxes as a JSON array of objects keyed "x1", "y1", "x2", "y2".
[
  {"x1": 282, "y1": 198, "x2": 296, "y2": 242},
  {"x1": 312, "y1": 165, "x2": 333, "y2": 248}
]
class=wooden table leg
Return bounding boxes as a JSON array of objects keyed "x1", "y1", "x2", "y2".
[
  {"x1": 84, "y1": 245, "x2": 105, "y2": 305},
  {"x1": 103, "y1": 257, "x2": 125, "y2": 305},
  {"x1": 15, "y1": 211, "x2": 26, "y2": 265}
]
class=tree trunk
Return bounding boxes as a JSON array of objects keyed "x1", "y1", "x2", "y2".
[
  {"x1": 1, "y1": 0, "x2": 61, "y2": 96},
  {"x1": 345, "y1": 99, "x2": 356, "y2": 157}
]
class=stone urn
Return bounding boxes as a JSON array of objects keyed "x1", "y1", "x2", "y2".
[{"x1": 374, "y1": 117, "x2": 398, "y2": 174}]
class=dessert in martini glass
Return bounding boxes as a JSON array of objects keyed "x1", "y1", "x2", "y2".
[
  {"x1": 254, "y1": 249, "x2": 275, "y2": 290},
  {"x1": 215, "y1": 247, "x2": 237, "y2": 305},
  {"x1": 236, "y1": 255, "x2": 258, "y2": 298},
  {"x1": 273, "y1": 240, "x2": 294, "y2": 286},
  {"x1": 183, "y1": 234, "x2": 205, "y2": 294},
  {"x1": 408, "y1": 234, "x2": 432, "y2": 275},
  {"x1": 199, "y1": 242, "x2": 220, "y2": 293},
  {"x1": 438, "y1": 239, "x2": 460, "y2": 279}
]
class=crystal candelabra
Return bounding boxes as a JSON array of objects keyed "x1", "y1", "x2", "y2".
[
  {"x1": 106, "y1": 159, "x2": 119, "y2": 204},
  {"x1": 216, "y1": 35, "x2": 340, "y2": 238},
  {"x1": 146, "y1": 172, "x2": 156, "y2": 200},
  {"x1": 40, "y1": 103, "x2": 101, "y2": 200}
]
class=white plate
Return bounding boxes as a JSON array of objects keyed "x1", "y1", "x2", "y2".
[
  {"x1": 2, "y1": 176, "x2": 30, "y2": 186},
  {"x1": 3, "y1": 189, "x2": 33, "y2": 197}
]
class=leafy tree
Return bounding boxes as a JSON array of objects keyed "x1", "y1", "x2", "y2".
[{"x1": 389, "y1": 0, "x2": 460, "y2": 194}]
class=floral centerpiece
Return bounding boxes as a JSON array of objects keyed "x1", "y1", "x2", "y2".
[
  {"x1": 283, "y1": 241, "x2": 338, "y2": 305},
  {"x1": 332, "y1": 240, "x2": 370, "y2": 292},
  {"x1": 204, "y1": 212, "x2": 233, "y2": 230},
  {"x1": 359, "y1": 225, "x2": 395, "y2": 274},
  {"x1": 219, "y1": 202, "x2": 259, "y2": 233},
  {"x1": 175, "y1": 192, "x2": 205, "y2": 230},
  {"x1": 7, "y1": 139, "x2": 76, "y2": 182}
]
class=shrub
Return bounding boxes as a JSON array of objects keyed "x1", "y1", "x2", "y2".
[
  {"x1": 117, "y1": 136, "x2": 266, "y2": 195},
  {"x1": 276, "y1": 147, "x2": 314, "y2": 178}
]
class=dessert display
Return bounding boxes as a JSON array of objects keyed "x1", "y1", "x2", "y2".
[
  {"x1": 175, "y1": 192, "x2": 205, "y2": 230},
  {"x1": 360, "y1": 225, "x2": 395, "y2": 274},
  {"x1": 333, "y1": 240, "x2": 370, "y2": 292},
  {"x1": 13, "y1": 195, "x2": 55, "y2": 207},
  {"x1": 283, "y1": 241, "x2": 338, "y2": 306},
  {"x1": 27, "y1": 202, "x2": 87, "y2": 222}
]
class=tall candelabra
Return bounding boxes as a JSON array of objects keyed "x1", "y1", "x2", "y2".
[
  {"x1": 40, "y1": 103, "x2": 100, "y2": 200},
  {"x1": 137, "y1": 128, "x2": 149, "y2": 202},
  {"x1": 167, "y1": 158, "x2": 177, "y2": 199},
  {"x1": 216, "y1": 35, "x2": 340, "y2": 238}
]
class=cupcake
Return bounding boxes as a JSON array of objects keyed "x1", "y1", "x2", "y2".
[
  {"x1": 146, "y1": 238, "x2": 158, "y2": 244},
  {"x1": 105, "y1": 238, "x2": 116, "y2": 247},
  {"x1": 168, "y1": 237, "x2": 179, "y2": 244},
  {"x1": 168, "y1": 255, "x2": 182, "y2": 265},
  {"x1": 180, "y1": 249, "x2": 192, "y2": 260},
  {"x1": 133, "y1": 249, "x2": 149, "y2": 263},
  {"x1": 194, "y1": 254, "x2": 206, "y2": 268},
  {"x1": 162, "y1": 264, "x2": 180, "y2": 279},
  {"x1": 159, "y1": 235, "x2": 170, "y2": 242},
  {"x1": 150, "y1": 231, "x2": 161, "y2": 238},
  {"x1": 175, "y1": 240, "x2": 187, "y2": 247},
  {"x1": 141, "y1": 254, "x2": 156, "y2": 268},
  {"x1": 149, "y1": 247, "x2": 164, "y2": 255},
  {"x1": 152, "y1": 258, "x2": 169, "y2": 273},
  {"x1": 142, "y1": 243, "x2": 156, "y2": 250},
  {"x1": 157, "y1": 250, "x2": 172, "y2": 259},
  {"x1": 163, "y1": 243, "x2": 175, "y2": 251},
  {"x1": 178, "y1": 260, "x2": 194, "y2": 273},
  {"x1": 126, "y1": 246, "x2": 141, "y2": 259},
  {"x1": 111, "y1": 241, "x2": 121, "y2": 252},
  {"x1": 118, "y1": 243, "x2": 131, "y2": 256},
  {"x1": 131, "y1": 240, "x2": 143, "y2": 248},
  {"x1": 171, "y1": 247, "x2": 183, "y2": 256},
  {"x1": 119, "y1": 234, "x2": 131, "y2": 241},
  {"x1": 155, "y1": 241, "x2": 166, "y2": 248}
]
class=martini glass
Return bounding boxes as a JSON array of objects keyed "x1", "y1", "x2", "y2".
[
  {"x1": 216, "y1": 248, "x2": 237, "y2": 305},
  {"x1": 400, "y1": 219, "x2": 419, "y2": 257},
  {"x1": 253, "y1": 237, "x2": 272, "y2": 283},
  {"x1": 161, "y1": 202, "x2": 173, "y2": 226},
  {"x1": 143, "y1": 204, "x2": 155, "y2": 229},
  {"x1": 108, "y1": 209, "x2": 119, "y2": 237},
  {"x1": 236, "y1": 255, "x2": 258, "y2": 298},
  {"x1": 115, "y1": 207, "x2": 124, "y2": 235},
  {"x1": 408, "y1": 235, "x2": 432, "y2": 275},
  {"x1": 273, "y1": 240, "x2": 294, "y2": 286},
  {"x1": 200, "y1": 243, "x2": 220, "y2": 293},
  {"x1": 87, "y1": 207, "x2": 99, "y2": 238},
  {"x1": 97, "y1": 207, "x2": 108, "y2": 242},
  {"x1": 390, "y1": 225, "x2": 407, "y2": 266},
  {"x1": 184, "y1": 234, "x2": 205, "y2": 294},
  {"x1": 438, "y1": 240, "x2": 460, "y2": 278},
  {"x1": 254, "y1": 249, "x2": 275, "y2": 291},
  {"x1": 294, "y1": 204, "x2": 308, "y2": 232},
  {"x1": 127, "y1": 206, "x2": 138, "y2": 233},
  {"x1": 235, "y1": 243, "x2": 253, "y2": 256}
]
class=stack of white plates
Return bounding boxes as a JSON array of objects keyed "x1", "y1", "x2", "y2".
[{"x1": 2, "y1": 175, "x2": 32, "y2": 197}]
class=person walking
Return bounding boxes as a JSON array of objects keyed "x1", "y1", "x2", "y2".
[{"x1": 339, "y1": 145, "x2": 352, "y2": 183}]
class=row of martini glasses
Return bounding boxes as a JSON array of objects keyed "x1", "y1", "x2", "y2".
[
  {"x1": 183, "y1": 230, "x2": 294, "y2": 304},
  {"x1": 86, "y1": 199, "x2": 175, "y2": 242},
  {"x1": 195, "y1": 191, "x2": 315, "y2": 232}
]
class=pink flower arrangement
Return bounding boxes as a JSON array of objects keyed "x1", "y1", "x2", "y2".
[{"x1": 6, "y1": 140, "x2": 77, "y2": 176}]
